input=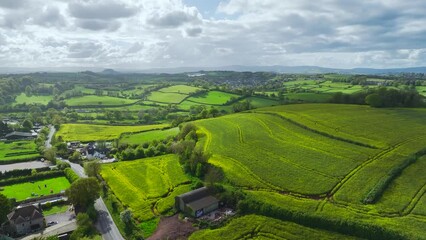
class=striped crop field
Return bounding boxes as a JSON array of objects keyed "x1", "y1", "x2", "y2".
[
  {"x1": 193, "y1": 104, "x2": 426, "y2": 238},
  {"x1": 189, "y1": 215, "x2": 357, "y2": 240},
  {"x1": 100, "y1": 155, "x2": 192, "y2": 221},
  {"x1": 56, "y1": 123, "x2": 168, "y2": 142}
]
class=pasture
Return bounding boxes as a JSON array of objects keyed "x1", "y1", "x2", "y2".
[
  {"x1": 189, "y1": 215, "x2": 357, "y2": 240},
  {"x1": 14, "y1": 93, "x2": 53, "y2": 105},
  {"x1": 100, "y1": 155, "x2": 192, "y2": 221},
  {"x1": 158, "y1": 85, "x2": 201, "y2": 94},
  {"x1": 147, "y1": 91, "x2": 188, "y2": 104},
  {"x1": 120, "y1": 127, "x2": 179, "y2": 145},
  {"x1": 65, "y1": 95, "x2": 137, "y2": 106},
  {"x1": 0, "y1": 141, "x2": 40, "y2": 163},
  {"x1": 187, "y1": 91, "x2": 240, "y2": 105},
  {"x1": 1, "y1": 177, "x2": 70, "y2": 201},
  {"x1": 56, "y1": 123, "x2": 168, "y2": 142}
]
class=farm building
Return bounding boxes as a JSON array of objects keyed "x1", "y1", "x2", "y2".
[
  {"x1": 4, "y1": 131, "x2": 35, "y2": 140},
  {"x1": 175, "y1": 187, "x2": 219, "y2": 218}
]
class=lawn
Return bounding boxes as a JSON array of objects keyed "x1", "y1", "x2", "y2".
[
  {"x1": 56, "y1": 123, "x2": 169, "y2": 142},
  {"x1": 42, "y1": 204, "x2": 69, "y2": 216},
  {"x1": 187, "y1": 91, "x2": 240, "y2": 105},
  {"x1": 101, "y1": 155, "x2": 192, "y2": 221},
  {"x1": 65, "y1": 95, "x2": 137, "y2": 106},
  {"x1": 147, "y1": 91, "x2": 188, "y2": 104},
  {"x1": 158, "y1": 85, "x2": 202, "y2": 94},
  {"x1": 190, "y1": 215, "x2": 357, "y2": 240},
  {"x1": 1, "y1": 177, "x2": 70, "y2": 201},
  {"x1": 0, "y1": 141, "x2": 40, "y2": 163},
  {"x1": 120, "y1": 127, "x2": 179, "y2": 145},
  {"x1": 14, "y1": 93, "x2": 53, "y2": 105}
]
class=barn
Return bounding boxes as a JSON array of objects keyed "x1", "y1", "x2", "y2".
[{"x1": 175, "y1": 187, "x2": 219, "y2": 218}]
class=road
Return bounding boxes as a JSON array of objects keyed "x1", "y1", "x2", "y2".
[
  {"x1": 46, "y1": 126, "x2": 125, "y2": 240},
  {"x1": 45, "y1": 125, "x2": 56, "y2": 148}
]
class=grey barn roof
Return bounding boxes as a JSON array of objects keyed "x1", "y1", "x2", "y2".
[
  {"x1": 186, "y1": 196, "x2": 219, "y2": 210},
  {"x1": 178, "y1": 187, "x2": 212, "y2": 204},
  {"x1": 7, "y1": 205, "x2": 43, "y2": 223}
]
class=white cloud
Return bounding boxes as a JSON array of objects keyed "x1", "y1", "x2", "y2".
[{"x1": 0, "y1": 0, "x2": 425, "y2": 69}]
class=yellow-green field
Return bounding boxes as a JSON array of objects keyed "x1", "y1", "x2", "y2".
[
  {"x1": 0, "y1": 141, "x2": 40, "y2": 163},
  {"x1": 13, "y1": 93, "x2": 53, "y2": 105},
  {"x1": 101, "y1": 155, "x2": 192, "y2": 221},
  {"x1": 56, "y1": 123, "x2": 169, "y2": 141},
  {"x1": 120, "y1": 127, "x2": 179, "y2": 145}
]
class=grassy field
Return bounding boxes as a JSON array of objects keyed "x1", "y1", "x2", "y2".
[
  {"x1": 242, "y1": 96, "x2": 278, "y2": 108},
  {"x1": 14, "y1": 93, "x2": 53, "y2": 105},
  {"x1": 193, "y1": 104, "x2": 426, "y2": 238},
  {"x1": 56, "y1": 123, "x2": 169, "y2": 142},
  {"x1": 65, "y1": 95, "x2": 137, "y2": 106},
  {"x1": 0, "y1": 141, "x2": 40, "y2": 162},
  {"x1": 147, "y1": 91, "x2": 188, "y2": 104},
  {"x1": 42, "y1": 204, "x2": 69, "y2": 216},
  {"x1": 187, "y1": 91, "x2": 240, "y2": 105},
  {"x1": 1, "y1": 177, "x2": 70, "y2": 201},
  {"x1": 120, "y1": 127, "x2": 179, "y2": 145},
  {"x1": 190, "y1": 215, "x2": 357, "y2": 240},
  {"x1": 158, "y1": 85, "x2": 201, "y2": 94},
  {"x1": 417, "y1": 86, "x2": 426, "y2": 96},
  {"x1": 101, "y1": 155, "x2": 192, "y2": 221}
]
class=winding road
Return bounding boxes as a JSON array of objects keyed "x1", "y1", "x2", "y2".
[{"x1": 46, "y1": 126, "x2": 124, "y2": 240}]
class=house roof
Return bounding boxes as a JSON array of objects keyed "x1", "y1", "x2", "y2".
[
  {"x1": 186, "y1": 196, "x2": 219, "y2": 211},
  {"x1": 7, "y1": 205, "x2": 43, "y2": 223},
  {"x1": 177, "y1": 187, "x2": 212, "y2": 204},
  {"x1": 5, "y1": 131, "x2": 34, "y2": 138}
]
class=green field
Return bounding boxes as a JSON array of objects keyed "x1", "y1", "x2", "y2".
[
  {"x1": 101, "y1": 155, "x2": 192, "y2": 221},
  {"x1": 14, "y1": 93, "x2": 53, "y2": 105},
  {"x1": 417, "y1": 86, "x2": 426, "y2": 96},
  {"x1": 158, "y1": 85, "x2": 201, "y2": 94},
  {"x1": 120, "y1": 127, "x2": 179, "y2": 145},
  {"x1": 0, "y1": 141, "x2": 40, "y2": 162},
  {"x1": 242, "y1": 96, "x2": 278, "y2": 108},
  {"x1": 56, "y1": 123, "x2": 169, "y2": 142},
  {"x1": 1, "y1": 177, "x2": 70, "y2": 201},
  {"x1": 42, "y1": 204, "x2": 69, "y2": 216},
  {"x1": 187, "y1": 91, "x2": 240, "y2": 105},
  {"x1": 193, "y1": 104, "x2": 426, "y2": 238},
  {"x1": 65, "y1": 95, "x2": 137, "y2": 106},
  {"x1": 147, "y1": 91, "x2": 188, "y2": 104},
  {"x1": 190, "y1": 215, "x2": 357, "y2": 240}
]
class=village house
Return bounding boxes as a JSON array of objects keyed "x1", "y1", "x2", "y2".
[
  {"x1": 1, "y1": 205, "x2": 45, "y2": 237},
  {"x1": 175, "y1": 187, "x2": 219, "y2": 218}
]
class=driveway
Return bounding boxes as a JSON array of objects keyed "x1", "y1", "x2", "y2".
[
  {"x1": 0, "y1": 161, "x2": 51, "y2": 172},
  {"x1": 45, "y1": 207, "x2": 75, "y2": 225}
]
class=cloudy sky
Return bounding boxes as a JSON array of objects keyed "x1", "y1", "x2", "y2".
[{"x1": 0, "y1": 0, "x2": 426, "y2": 70}]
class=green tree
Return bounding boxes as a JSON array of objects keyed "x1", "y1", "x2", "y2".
[
  {"x1": 0, "y1": 193, "x2": 12, "y2": 224},
  {"x1": 365, "y1": 93, "x2": 383, "y2": 107},
  {"x1": 66, "y1": 178, "x2": 100, "y2": 210},
  {"x1": 69, "y1": 151, "x2": 82, "y2": 163},
  {"x1": 25, "y1": 85, "x2": 33, "y2": 97},
  {"x1": 44, "y1": 148, "x2": 56, "y2": 162},
  {"x1": 70, "y1": 213, "x2": 96, "y2": 240},
  {"x1": 84, "y1": 160, "x2": 101, "y2": 178},
  {"x1": 22, "y1": 119, "x2": 33, "y2": 131}
]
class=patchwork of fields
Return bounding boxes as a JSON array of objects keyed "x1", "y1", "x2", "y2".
[
  {"x1": 65, "y1": 95, "x2": 138, "y2": 106},
  {"x1": 56, "y1": 123, "x2": 169, "y2": 141},
  {"x1": 120, "y1": 127, "x2": 179, "y2": 145},
  {"x1": 101, "y1": 155, "x2": 192, "y2": 221},
  {"x1": 147, "y1": 85, "x2": 202, "y2": 104}
]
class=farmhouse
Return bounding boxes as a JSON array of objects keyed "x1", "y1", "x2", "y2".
[
  {"x1": 1, "y1": 205, "x2": 45, "y2": 237},
  {"x1": 175, "y1": 187, "x2": 219, "y2": 218}
]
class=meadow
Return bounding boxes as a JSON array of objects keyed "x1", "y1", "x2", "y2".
[
  {"x1": 1, "y1": 177, "x2": 70, "y2": 201},
  {"x1": 56, "y1": 123, "x2": 169, "y2": 142},
  {"x1": 189, "y1": 215, "x2": 357, "y2": 240},
  {"x1": 100, "y1": 155, "x2": 192, "y2": 221},
  {"x1": 0, "y1": 141, "x2": 40, "y2": 163},
  {"x1": 120, "y1": 127, "x2": 179, "y2": 145},
  {"x1": 147, "y1": 91, "x2": 188, "y2": 104},
  {"x1": 158, "y1": 85, "x2": 201, "y2": 94},
  {"x1": 13, "y1": 93, "x2": 53, "y2": 105},
  {"x1": 65, "y1": 95, "x2": 137, "y2": 106},
  {"x1": 186, "y1": 91, "x2": 240, "y2": 105}
]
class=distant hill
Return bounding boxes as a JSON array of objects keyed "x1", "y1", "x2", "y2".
[{"x1": 1, "y1": 66, "x2": 426, "y2": 75}]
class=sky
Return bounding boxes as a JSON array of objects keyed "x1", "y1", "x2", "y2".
[{"x1": 0, "y1": 0, "x2": 426, "y2": 70}]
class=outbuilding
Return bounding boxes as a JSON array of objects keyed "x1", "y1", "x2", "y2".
[{"x1": 175, "y1": 187, "x2": 219, "y2": 218}]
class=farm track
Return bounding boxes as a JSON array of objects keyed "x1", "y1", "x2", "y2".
[{"x1": 401, "y1": 181, "x2": 426, "y2": 215}]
